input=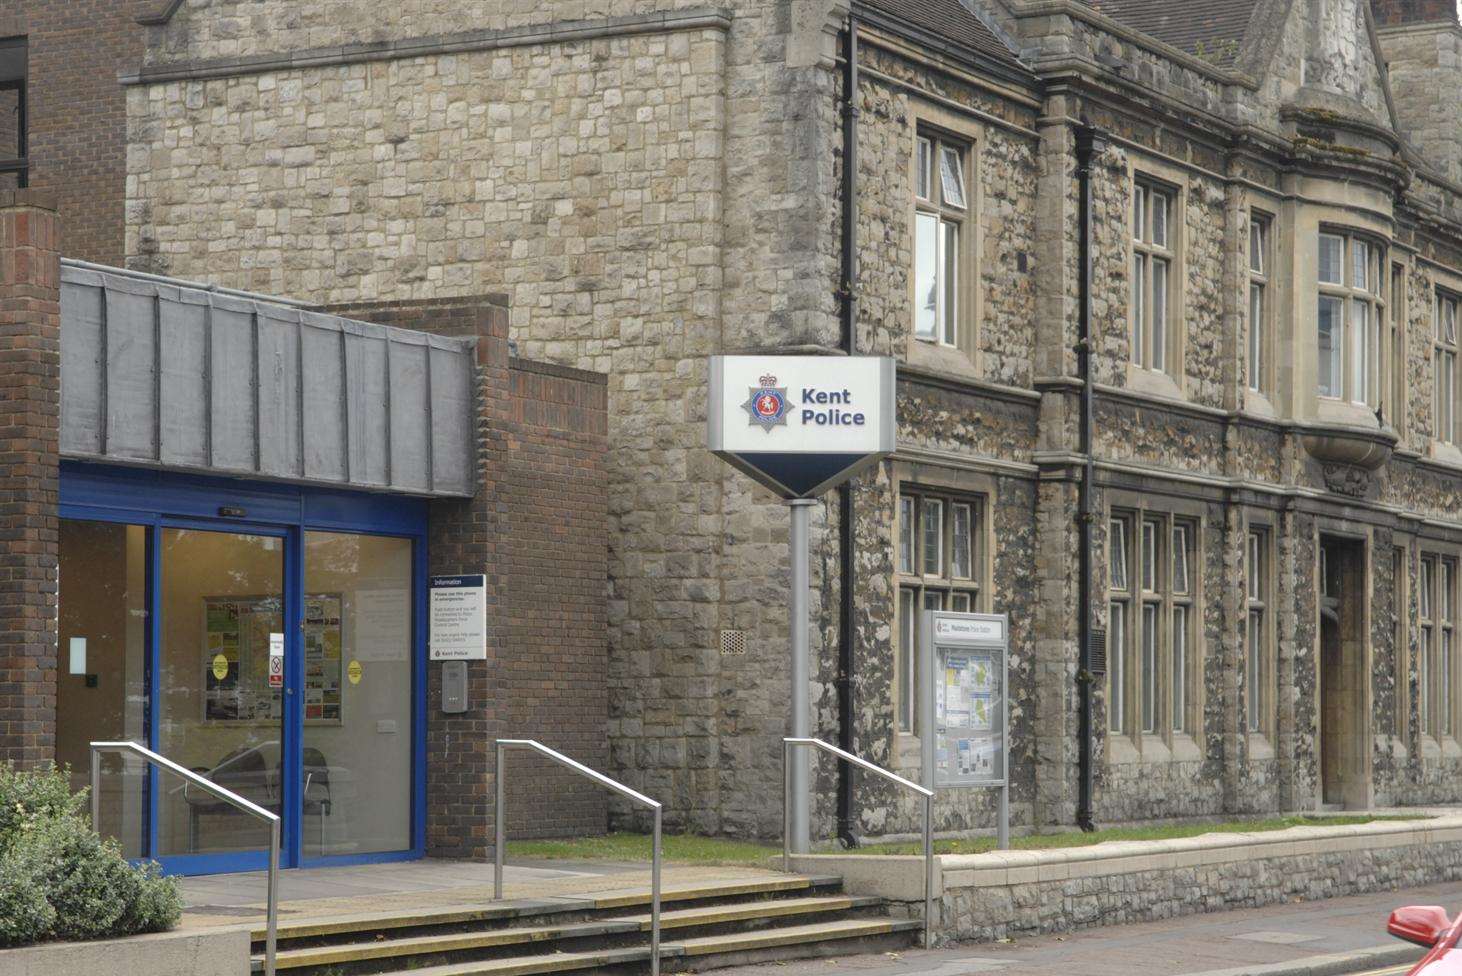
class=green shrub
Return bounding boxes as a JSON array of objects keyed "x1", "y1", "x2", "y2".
[
  {"x1": 0, "y1": 763, "x2": 85, "y2": 843},
  {"x1": 0, "y1": 763, "x2": 182, "y2": 947}
]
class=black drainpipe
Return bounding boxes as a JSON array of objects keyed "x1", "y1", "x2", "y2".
[
  {"x1": 835, "y1": 12, "x2": 860, "y2": 849},
  {"x1": 1074, "y1": 122, "x2": 1106, "y2": 833}
]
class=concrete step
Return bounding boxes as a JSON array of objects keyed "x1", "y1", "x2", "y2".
[
  {"x1": 244, "y1": 871, "x2": 920, "y2": 976},
  {"x1": 325, "y1": 918, "x2": 922, "y2": 976},
  {"x1": 250, "y1": 874, "x2": 844, "y2": 946},
  {"x1": 258, "y1": 894, "x2": 884, "y2": 972}
]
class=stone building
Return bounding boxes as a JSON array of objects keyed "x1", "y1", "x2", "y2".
[{"x1": 8, "y1": 0, "x2": 1462, "y2": 858}]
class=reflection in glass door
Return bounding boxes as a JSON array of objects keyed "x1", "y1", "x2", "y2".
[
  {"x1": 302, "y1": 532, "x2": 413, "y2": 857},
  {"x1": 157, "y1": 528, "x2": 285, "y2": 857},
  {"x1": 57, "y1": 519, "x2": 148, "y2": 858}
]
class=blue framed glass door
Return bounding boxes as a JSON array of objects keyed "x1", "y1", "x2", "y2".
[
  {"x1": 151, "y1": 521, "x2": 295, "y2": 875},
  {"x1": 61, "y1": 462, "x2": 428, "y2": 875}
]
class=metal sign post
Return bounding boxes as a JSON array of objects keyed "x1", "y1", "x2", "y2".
[
  {"x1": 708, "y1": 355, "x2": 894, "y2": 855},
  {"x1": 919, "y1": 611, "x2": 1010, "y2": 848}
]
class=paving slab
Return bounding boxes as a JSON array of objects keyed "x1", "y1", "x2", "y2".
[
  {"x1": 176, "y1": 859, "x2": 798, "y2": 932},
  {"x1": 705, "y1": 877, "x2": 1462, "y2": 976}
]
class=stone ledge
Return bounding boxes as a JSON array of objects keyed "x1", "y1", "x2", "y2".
[
  {"x1": 801, "y1": 806, "x2": 1462, "y2": 900},
  {"x1": 787, "y1": 812, "x2": 1462, "y2": 944},
  {"x1": 0, "y1": 927, "x2": 249, "y2": 976},
  {"x1": 121, "y1": 8, "x2": 734, "y2": 85}
]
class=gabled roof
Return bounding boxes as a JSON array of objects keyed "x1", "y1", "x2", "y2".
[
  {"x1": 1081, "y1": 0, "x2": 1264, "y2": 66},
  {"x1": 858, "y1": 0, "x2": 1029, "y2": 76}
]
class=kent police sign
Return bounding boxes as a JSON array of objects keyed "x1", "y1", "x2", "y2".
[{"x1": 708, "y1": 355, "x2": 895, "y2": 498}]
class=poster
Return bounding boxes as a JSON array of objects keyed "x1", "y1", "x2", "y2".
[
  {"x1": 923, "y1": 611, "x2": 1008, "y2": 788},
  {"x1": 430, "y1": 575, "x2": 487, "y2": 660},
  {"x1": 203, "y1": 593, "x2": 343, "y2": 725}
]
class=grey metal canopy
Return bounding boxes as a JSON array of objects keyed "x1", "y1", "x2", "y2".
[{"x1": 60, "y1": 262, "x2": 477, "y2": 497}]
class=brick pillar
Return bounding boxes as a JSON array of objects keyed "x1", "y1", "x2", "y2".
[
  {"x1": 1371, "y1": 0, "x2": 1458, "y2": 26},
  {"x1": 0, "y1": 191, "x2": 61, "y2": 769}
]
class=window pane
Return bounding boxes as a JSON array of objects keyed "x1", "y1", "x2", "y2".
[
  {"x1": 1109, "y1": 602, "x2": 1126, "y2": 732},
  {"x1": 922, "y1": 499, "x2": 943, "y2": 576},
  {"x1": 1248, "y1": 609, "x2": 1263, "y2": 732},
  {"x1": 938, "y1": 145, "x2": 966, "y2": 210},
  {"x1": 1318, "y1": 295, "x2": 1343, "y2": 397},
  {"x1": 1172, "y1": 525, "x2": 1189, "y2": 595},
  {"x1": 1319, "y1": 233, "x2": 1344, "y2": 284},
  {"x1": 1250, "y1": 219, "x2": 1265, "y2": 274},
  {"x1": 1151, "y1": 258, "x2": 1168, "y2": 370},
  {"x1": 1110, "y1": 520, "x2": 1129, "y2": 591},
  {"x1": 1422, "y1": 624, "x2": 1433, "y2": 731},
  {"x1": 1133, "y1": 185, "x2": 1145, "y2": 243},
  {"x1": 1141, "y1": 603, "x2": 1158, "y2": 734},
  {"x1": 899, "y1": 588, "x2": 916, "y2": 732},
  {"x1": 923, "y1": 590, "x2": 945, "y2": 611},
  {"x1": 898, "y1": 496, "x2": 915, "y2": 574},
  {"x1": 1132, "y1": 256, "x2": 1146, "y2": 362},
  {"x1": 1353, "y1": 240, "x2": 1370, "y2": 291},
  {"x1": 1247, "y1": 531, "x2": 1262, "y2": 601},
  {"x1": 303, "y1": 532, "x2": 413, "y2": 856},
  {"x1": 1447, "y1": 298, "x2": 1458, "y2": 344},
  {"x1": 950, "y1": 592, "x2": 971, "y2": 613},
  {"x1": 1141, "y1": 520, "x2": 1158, "y2": 591},
  {"x1": 1352, "y1": 300, "x2": 1370, "y2": 404},
  {"x1": 942, "y1": 220, "x2": 958, "y2": 346},
  {"x1": 1151, "y1": 191, "x2": 1168, "y2": 248},
  {"x1": 1422, "y1": 560, "x2": 1434, "y2": 619},
  {"x1": 914, "y1": 212, "x2": 939, "y2": 341},
  {"x1": 1445, "y1": 562, "x2": 1455, "y2": 621},
  {"x1": 951, "y1": 503, "x2": 972, "y2": 579},
  {"x1": 916, "y1": 137, "x2": 931, "y2": 200},
  {"x1": 1249, "y1": 283, "x2": 1264, "y2": 391},
  {"x1": 1445, "y1": 629, "x2": 1454, "y2": 736},
  {"x1": 59, "y1": 520, "x2": 148, "y2": 858},
  {"x1": 1172, "y1": 605, "x2": 1187, "y2": 732}
]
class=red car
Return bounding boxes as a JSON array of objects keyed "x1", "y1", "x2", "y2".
[{"x1": 1391, "y1": 906, "x2": 1462, "y2": 974}]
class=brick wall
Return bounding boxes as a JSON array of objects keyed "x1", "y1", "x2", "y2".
[
  {"x1": 0, "y1": 190, "x2": 59, "y2": 768},
  {"x1": 329, "y1": 296, "x2": 610, "y2": 856},
  {"x1": 0, "y1": 2, "x2": 149, "y2": 263}
]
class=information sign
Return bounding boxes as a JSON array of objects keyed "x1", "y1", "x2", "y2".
[
  {"x1": 430, "y1": 574, "x2": 487, "y2": 661},
  {"x1": 920, "y1": 611, "x2": 1008, "y2": 789}
]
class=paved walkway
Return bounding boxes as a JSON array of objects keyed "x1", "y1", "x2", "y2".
[
  {"x1": 709, "y1": 879, "x2": 1461, "y2": 976},
  {"x1": 176, "y1": 858, "x2": 788, "y2": 931}
]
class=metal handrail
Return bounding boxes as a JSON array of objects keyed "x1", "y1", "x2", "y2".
[
  {"x1": 91, "y1": 741, "x2": 280, "y2": 976},
  {"x1": 494, "y1": 740, "x2": 662, "y2": 976},
  {"x1": 782, "y1": 737, "x2": 934, "y2": 950}
]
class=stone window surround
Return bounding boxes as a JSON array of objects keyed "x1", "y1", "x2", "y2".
[
  {"x1": 1417, "y1": 543, "x2": 1462, "y2": 759},
  {"x1": 1392, "y1": 540, "x2": 1411, "y2": 759},
  {"x1": 1244, "y1": 515, "x2": 1277, "y2": 756},
  {"x1": 1434, "y1": 285, "x2": 1462, "y2": 453},
  {"x1": 1104, "y1": 490, "x2": 1205, "y2": 767},
  {"x1": 1388, "y1": 258, "x2": 1408, "y2": 440},
  {"x1": 890, "y1": 460, "x2": 995, "y2": 767},
  {"x1": 905, "y1": 99, "x2": 983, "y2": 379},
  {"x1": 1248, "y1": 208, "x2": 1275, "y2": 399},
  {"x1": 1125, "y1": 155, "x2": 1188, "y2": 403}
]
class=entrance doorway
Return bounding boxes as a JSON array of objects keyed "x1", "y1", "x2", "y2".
[
  {"x1": 55, "y1": 463, "x2": 426, "y2": 874},
  {"x1": 1318, "y1": 537, "x2": 1370, "y2": 810}
]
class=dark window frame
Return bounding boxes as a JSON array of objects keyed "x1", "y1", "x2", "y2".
[{"x1": 0, "y1": 37, "x2": 28, "y2": 189}]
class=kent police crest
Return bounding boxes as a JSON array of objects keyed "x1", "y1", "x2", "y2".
[{"x1": 742, "y1": 375, "x2": 790, "y2": 432}]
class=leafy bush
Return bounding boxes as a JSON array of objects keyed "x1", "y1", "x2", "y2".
[{"x1": 0, "y1": 763, "x2": 181, "y2": 947}]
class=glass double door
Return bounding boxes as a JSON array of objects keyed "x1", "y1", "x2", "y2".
[{"x1": 60, "y1": 519, "x2": 416, "y2": 872}]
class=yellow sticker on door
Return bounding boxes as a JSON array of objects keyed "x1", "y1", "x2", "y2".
[
  {"x1": 211, "y1": 653, "x2": 229, "y2": 682},
  {"x1": 347, "y1": 659, "x2": 363, "y2": 685}
]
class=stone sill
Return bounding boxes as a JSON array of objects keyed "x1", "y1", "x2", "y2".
[{"x1": 784, "y1": 810, "x2": 1462, "y2": 900}]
